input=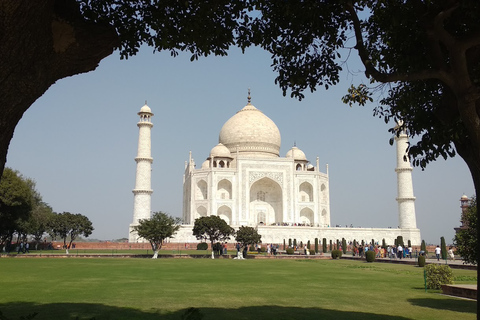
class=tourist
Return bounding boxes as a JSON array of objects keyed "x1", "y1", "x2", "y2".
[
  {"x1": 397, "y1": 244, "x2": 403, "y2": 259},
  {"x1": 25, "y1": 243, "x2": 29, "y2": 253},
  {"x1": 448, "y1": 247, "x2": 455, "y2": 261},
  {"x1": 435, "y1": 245, "x2": 441, "y2": 261},
  {"x1": 435, "y1": 245, "x2": 442, "y2": 261}
]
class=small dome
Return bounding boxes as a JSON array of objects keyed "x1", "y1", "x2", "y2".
[
  {"x1": 139, "y1": 104, "x2": 152, "y2": 113},
  {"x1": 461, "y1": 194, "x2": 469, "y2": 200},
  {"x1": 286, "y1": 146, "x2": 307, "y2": 161},
  {"x1": 209, "y1": 143, "x2": 232, "y2": 158},
  {"x1": 219, "y1": 103, "x2": 281, "y2": 158},
  {"x1": 201, "y1": 160, "x2": 210, "y2": 169}
]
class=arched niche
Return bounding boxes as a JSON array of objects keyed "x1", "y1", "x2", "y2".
[
  {"x1": 300, "y1": 207, "x2": 314, "y2": 225},
  {"x1": 217, "y1": 179, "x2": 232, "y2": 200},
  {"x1": 249, "y1": 177, "x2": 283, "y2": 224},
  {"x1": 217, "y1": 205, "x2": 232, "y2": 224},
  {"x1": 299, "y1": 182, "x2": 313, "y2": 202},
  {"x1": 196, "y1": 180, "x2": 208, "y2": 200}
]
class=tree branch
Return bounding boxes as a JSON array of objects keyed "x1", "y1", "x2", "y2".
[{"x1": 344, "y1": 2, "x2": 451, "y2": 85}]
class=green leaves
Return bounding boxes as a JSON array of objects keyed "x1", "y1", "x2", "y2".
[
  {"x1": 132, "y1": 211, "x2": 181, "y2": 250},
  {"x1": 235, "y1": 226, "x2": 261, "y2": 247},
  {"x1": 49, "y1": 212, "x2": 94, "y2": 249},
  {"x1": 341, "y1": 84, "x2": 373, "y2": 107},
  {"x1": 453, "y1": 197, "x2": 477, "y2": 265},
  {"x1": 192, "y1": 215, "x2": 234, "y2": 246}
]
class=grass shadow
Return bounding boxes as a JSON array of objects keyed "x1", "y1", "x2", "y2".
[
  {"x1": 408, "y1": 298, "x2": 476, "y2": 314},
  {"x1": 0, "y1": 302, "x2": 412, "y2": 320}
]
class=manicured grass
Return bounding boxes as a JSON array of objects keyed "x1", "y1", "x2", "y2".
[{"x1": 0, "y1": 258, "x2": 476, "y2": 319}]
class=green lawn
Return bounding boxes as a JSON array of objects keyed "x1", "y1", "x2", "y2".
[{"x1": 0, "y1": 258, "x2": 476, "y2": 320}]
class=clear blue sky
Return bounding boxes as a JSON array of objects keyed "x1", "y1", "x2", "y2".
[{"x1": 6, "y1": 46, "x2": 474, "y2": 245}]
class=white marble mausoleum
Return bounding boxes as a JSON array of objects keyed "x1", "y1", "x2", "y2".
[{"x1": 130, "y1": 96, "x2": 421, "y2": 246}]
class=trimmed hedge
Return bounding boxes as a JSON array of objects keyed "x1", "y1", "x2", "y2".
[
  {"x1": 425, "y1": 264, "x2": 453, "y2": 289},
  {"x1": 197, "y1": 242, "x2": 208, "y2": 250},
  {"x1": 418, "y1": 255, "x2": 426, "y2": 267},
  {"x1": 286, "y1": 248, "x2": 295, "y2": 255},
  {"x1": 331, "y1": 250, "x2": 343, "y2": 259},
  {"x1": 366, "y1": 250, "x2": 376, "y2": 262}
]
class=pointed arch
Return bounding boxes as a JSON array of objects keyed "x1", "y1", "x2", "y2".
[
  {"x1": 196, "y1": 206, "x2": 207, "y2": 219},
  {"x1": 299, "y1": 182, "x2": 313, "y2": 202},
  {"x1": 217, "y1": 179, "x2": 232, "y2": 200},
  {"x1": 300, "y1": 207, "x2": 314, "y2": 225},
  {"x1": 196, "y1": 180, "x2": 208, "y2": 200},
  {"x1": 249, "y1": 177, "x2": 283, "y2": 224},
  {"x1": 217, "y1": 205, "x2": 232, "y2": 224}
]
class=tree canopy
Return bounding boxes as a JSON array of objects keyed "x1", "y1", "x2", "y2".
[
  {"x1": 131, "y1": 211, "x2": 181, "y2": 259},
  {"x1": 0, "y1": 168, "x2": 36, "y2": 248},
  {"x1": 192, "y1": 216, "x2": 234, "y2": 259},
  {"x1": 454, "y1": 197, "x2": 477, "y2": 265},
  {"x1": 235, "y1": 226, "x2": 261, "y2": 249},
  {"x1": 49, "y1": 212, "x2": 94, "y2": 254}
]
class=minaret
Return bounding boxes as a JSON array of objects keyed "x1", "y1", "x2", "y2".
[
  {"x1": 395, "y1": 123, "x2": 417, "y2": 229},
  {"x1": 129, "y1": 103, "x2": 154, "y2": 242}
]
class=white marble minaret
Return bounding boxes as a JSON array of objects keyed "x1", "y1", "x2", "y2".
[
  {"x1": 129, "y1": 103, "x2": 154, "y2": 242},
  {"x1": 395, "y1": 124, "x2": 417, "y2": 229}
]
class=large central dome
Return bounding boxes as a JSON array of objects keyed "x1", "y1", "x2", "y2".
[{"x1": 219, "y1": 102, "x2": 281, "y2": 158}]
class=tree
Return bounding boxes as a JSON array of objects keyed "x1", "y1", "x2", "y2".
[
  {"x1": 131, "y1": 211, "x2": 181, "y2": 259},
  {"x1": 241, "y1": 2, "x2": 480, "y2": 302},
  {"x1": 440, "y1": 236, "x2": 448, "y2": 260},
  {"x1": 192, "y1": 216, "x2": 234, "y2": 259},
  {"x1": 235, "y1": 226, "x2": 261, "y2": 256},
  {"x1": 26, "y1": 202, "x2": 55, "y2": 250},
  {"x1": 0, "y1": 0, "x2": 252, "y2": 177},
  {"x1": 49, "y1": 212, "x2": 94, "y2": 254},
  {"x1": 454, "y1": 198, "x2": 477, "y2": 265},
  {"x1": 0, "y1": 168, "x2": 35, "y2": 251}
]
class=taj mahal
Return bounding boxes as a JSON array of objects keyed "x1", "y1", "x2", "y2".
[{"x1": 129, "y1": 94, "x2": 421, "y2": 245}]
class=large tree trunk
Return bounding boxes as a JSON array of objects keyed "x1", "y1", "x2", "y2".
[
  {"x1": 454, "y1": 136, "x2": 480, "y2": 312},
  {"x1": 0, "y1": 0, "x2": 118, "y2": 176}
]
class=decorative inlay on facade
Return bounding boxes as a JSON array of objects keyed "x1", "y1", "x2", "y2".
[{"x1": 249, "y1": 171, "x2": 283, "y2": 185}]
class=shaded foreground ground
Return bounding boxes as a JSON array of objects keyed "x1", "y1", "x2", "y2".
[{"x1": 0, "y1": 258, "x2": 476, "y2": 319}]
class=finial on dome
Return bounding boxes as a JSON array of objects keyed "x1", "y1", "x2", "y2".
[
  {"x1": 247, "y1": 88, "x2": 251, "y2": 104},
  {"x1": 145, "y1": 100, "x2": 147, "y2": 105}
]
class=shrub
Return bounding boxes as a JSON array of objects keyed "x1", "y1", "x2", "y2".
[
  {"x1": 293, "y1": 239, "x2": 297, "y2": 247},
  {"x1": 286, "y1": 248, "x2": 295, "y2": 255},
  {"x1": 396, "y1": 236, "x2": 404, "y2": 247},
  {"x1": 425, "y1": 264, "x2": 453, "y2": 289},
  {"x1": 315, "y1": 238, "x2": 319, "y2": 254},
  {"x1": 260, "y1": 247, "x2": 266, "y2": 253},
  {"x1": 322, "y1": 238, "x2": 327, "y2": 253},
  {"x1": 307, "y1": 240, "x2": 311, "y2": 251},
  {"x1": 440, "y1": 236, "x2": 447, "y2": 260},
  {"x1": 421, "y1": 240, "x2": 426, "y2": 252},
  {"x1": 283, "y1": 239, "x2": 286, "y2": 250},
  {"x1": 331, "y1": 249, "x2": 343, "y2": 259},
  {"x1": 329, "y1": 240, "x2": 332, "y2": 251},
  {"x1": 418, "y1": 255, "x2": 426, "y2": 267},
  {"x1": 366, "y1": 250, "x2": 376, "y2": 262},
  {"x1": 382, "y1": 238, "x2": 386, "y2": 248},
  {"x1": 342, "y1": 238, "x2": 347, "y2": 254},
  {"x1": 249, "y1": 245, "x2": 256, "y2": 252},
  {"x1": 197, "y1": 242, "x2": 208, "y2": 250}
]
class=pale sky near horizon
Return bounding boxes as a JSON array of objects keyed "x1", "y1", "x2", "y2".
[{"x1": 6, "y1": 46, "x2": 474, "y2": 245}]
